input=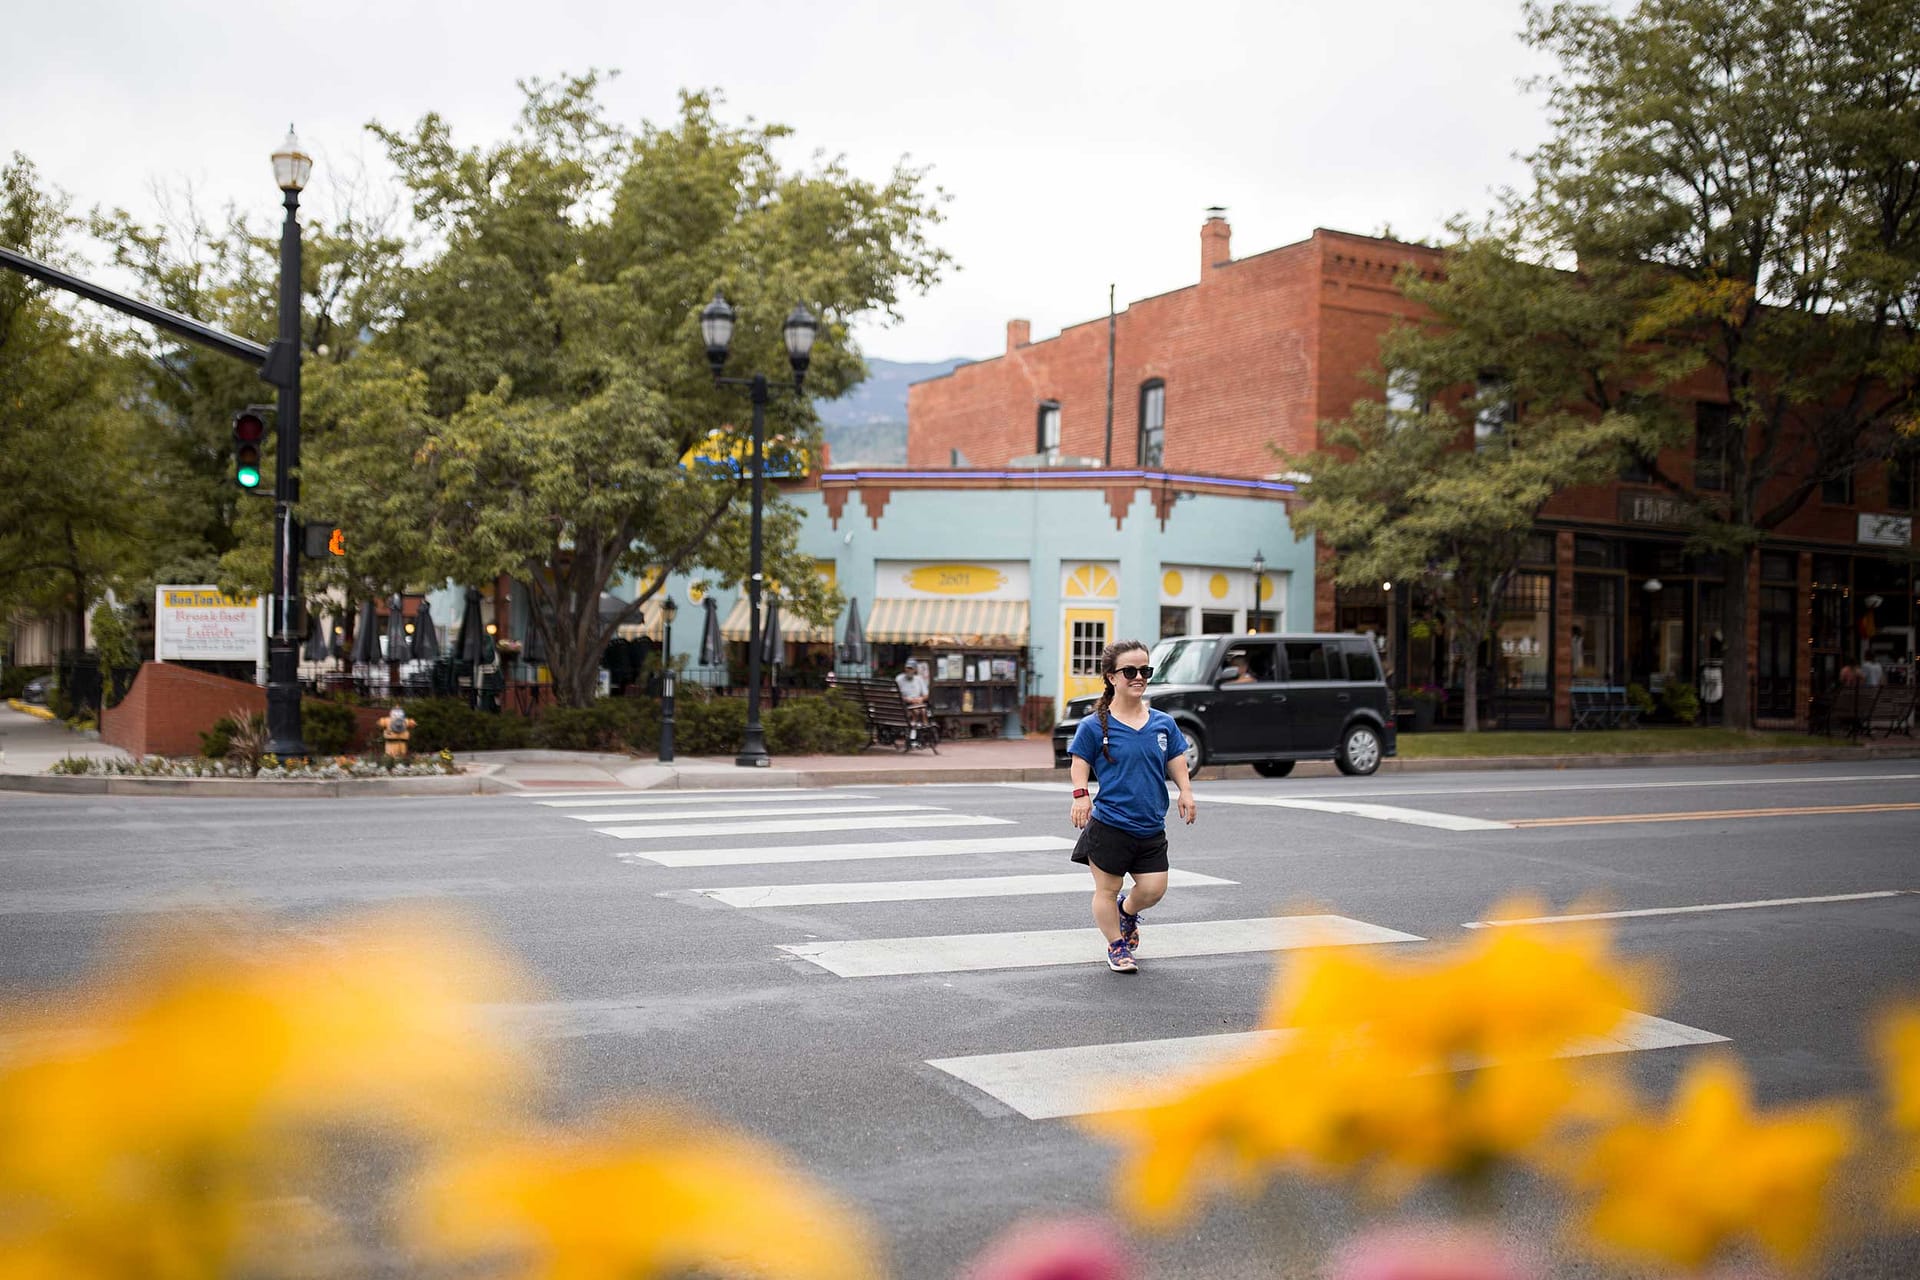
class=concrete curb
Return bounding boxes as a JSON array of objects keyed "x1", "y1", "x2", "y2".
[{"x1": 2, "y1": 742, "x2": 1914, "y2": 798}]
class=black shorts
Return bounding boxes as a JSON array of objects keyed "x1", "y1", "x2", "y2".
[{"x1": 1071, "y1": 816, "x2": 1170, "y2": 877}]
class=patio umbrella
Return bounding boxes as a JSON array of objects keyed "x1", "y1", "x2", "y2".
[
  {"x1": 524, "y1": 612, "x2": 547, "y2": 666},
  {"x1": 839, "y1": 596, "x2": 868, "y2": 665},
  {"x1": 410, "y1": 599, "x2": 440, "y2": 659},
  {"x1": 455, "y1": 589, "x2": 485, "y2": 665},
  {"x1": 761, "y1": 594, "x2": 786, "y2": 667},
  {"x1": 349, "y1": 598, "x2": 379, "y2": 666},
  {"x1": 699, "y1": 596, "x2": 725, "y2": 666},
  {"x1": 385, "y1": 594, "x2": 407, "y2": 663},
  {"x1": 303, "y1": 613, "x2": 332, "y2": 662}
]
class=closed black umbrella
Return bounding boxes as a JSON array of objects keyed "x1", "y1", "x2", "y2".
[
  {"x1": 385, "y1": 594, "x2": 407, "y2": 663},
  {"x1": 761, "y1": 594, "x2": 786, "y2": 667},
  {"x1": 410, "y1": 600, "x2": 440, "y2": 659},
  {"x1": 699, "y1": 596, "x2": 725, "y2": 666},
  {"x1": 350, "y1": 598, "x2": 379, "y2": 666},
  {"x1": 303, "y1": 613, "x2": 332, "y2": 662},
  {"x1": 839, "y1": 596, "x2": 868, "y2": 666},
  {"x1": 524, "y1": 612, "x2": 547, "y2": 667},
  {"x1": 455, "y1": 589, "x2": 486, "y2": 664}
]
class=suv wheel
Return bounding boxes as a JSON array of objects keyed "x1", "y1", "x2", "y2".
[
  {"x1": 1252, "y1": 760, "x2": 1295, "y2": 778},
  {"x1": 1182, "y1": 727, "x2": 1207, "y2": 774},
  {"x1": 1335, "y1": 723, "x2": 1382, "y2": 776}
]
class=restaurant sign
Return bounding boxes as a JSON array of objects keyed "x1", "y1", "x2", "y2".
[
  {"x1": 155, "y1": 586, "x2": 266, "y2": 663},
  {"x1": 1858, "y1": 513, "x2": 1913, "y2": 547},
  {"x1": 1618, "y1": 491, "x2": 1694, "y2": 528}
]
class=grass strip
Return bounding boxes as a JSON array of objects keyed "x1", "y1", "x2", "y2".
[{"x1": 1397, "y1": 727, "x2": 1835, "y2": 758}]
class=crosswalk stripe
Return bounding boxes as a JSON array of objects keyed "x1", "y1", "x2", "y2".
[
  {"x1": 1201, "y1": 795, "x2": 1512, "y2": 831},
  {"x1": 566, "y1": 802, "x2": 937, "y2": 824},
  {"x1": 597, "y1": 813, "x2": 1016, "y2": 842},
  {"x1": 538, "y1": 790, "x2": 872, "y2": 808},
  {"x1": 689, "y1": 869, "x2": 1237, "y2": 908},
  {"x1": 925, "y1": 1012, "x2": 1729, "y2": 1120},
  {"x1": 616, "y1": 834, "x2": 1075, "y2": 868},
  {"x1": 780, "y1": 915, "x2": 1422, "y2": 978},
  {"x1": 519, "y1": 786, "x2": 840, "y2": 800}
]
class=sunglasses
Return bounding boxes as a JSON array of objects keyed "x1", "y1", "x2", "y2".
[{"x1": 1111, "y1": 665, "x2": 1154, "y2": 681}]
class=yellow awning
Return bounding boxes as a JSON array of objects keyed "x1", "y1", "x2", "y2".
[
  {"x1": 719, "y1": 597, "x2": 835, "y2": 644},
  {"x1": 601, "y1": 595, "x2": 667, "y2": 641},
  {"x1": 867, "y1": 598, "x2": 1029, "y2": 647}
]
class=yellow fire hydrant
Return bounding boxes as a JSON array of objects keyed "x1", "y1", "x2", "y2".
[{"x1": 383, "y1": 707, "x2": 416, "y2": 759}]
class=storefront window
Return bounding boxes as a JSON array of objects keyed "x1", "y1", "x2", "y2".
[
  {"x1": 1159, "y1": 605, "x2": 1190, "y2": 639},
  {"x1": 1495, "y1": 571, "x2": 1553, "y2": 692},
  {"x1": 1200, "y1": 611, "x2": 1236, "y2": 634},
  {"x1": 1758, "y1": 585, "x2": 1797, "y2": 719},
  {"x1": 1571, "y1": 575, "x2": 1618, "y2": 684}
]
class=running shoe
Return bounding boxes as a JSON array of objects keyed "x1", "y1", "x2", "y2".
[
  {"x1": 1106, "y1": 938, "x2": 1137, "y2": 973},
  {"x1": 1116, "y1": 890, "x2": 1140, "y2": 951}
]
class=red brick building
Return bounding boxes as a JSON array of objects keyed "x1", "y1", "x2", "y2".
[{"x1": 907, "y1": 215, "x2": 1919, "y2": 729}]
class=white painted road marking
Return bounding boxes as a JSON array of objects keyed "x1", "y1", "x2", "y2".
[
  {"x1": 569, "y1": 802, "x2": 938, "y2": 824},
  {"x1": 541, "y1": 791, "x2": 875, "y2": 808},
  {"x1": 927, "y1": 1012, "x2": 1729, "y2": 1120},
  {"x1": 1197, "y1": 795, "x2": 1512, "y2": 830},
  {"x1": 608, "y1": 825, "x2": 1044, "y2": 862},
  {"x1": 1464, "y1": 890, "x2": 1920, "y2": 929},
  {"x1": 597, "y1": 813, "x2": 1012, "y2": 841},
  {"x1": 780, "y1": 915, "x2": 1422, "y2": 978},
  {"x1": 690, "y1": 869, "x2": 1236, "y2": 908}
]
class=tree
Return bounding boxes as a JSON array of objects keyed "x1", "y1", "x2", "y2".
[
  {"x1": 1521, "y1": 0, "x2": 1920, "y2": 728},
  {"x1": 1286, "y1": 232, "x2": 1640, "y2": 731},
  {"x1": 0, "y1": 155, "x2": 164, "y2": 650},
  {"x1": 305, "y1": 78, "x2": 948, "y2": 705}
]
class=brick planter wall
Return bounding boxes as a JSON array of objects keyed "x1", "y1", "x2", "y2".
[{"x1": 101, "y1": 663, "x2": 266, "y2": 759}]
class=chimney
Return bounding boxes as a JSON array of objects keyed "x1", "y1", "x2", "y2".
[
  {"x1": 1201, "y1": 207, "x2": 1231, "y2": 279},
  {"x1": 1007, "y1": 318, "x2": 1031, "y2": 352}
]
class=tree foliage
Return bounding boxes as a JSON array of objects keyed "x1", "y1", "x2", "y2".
[{"x1": 304, "y1": 77, "x2": 948, "y2": 704}]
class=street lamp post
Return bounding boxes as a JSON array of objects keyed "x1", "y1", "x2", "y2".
[
  {"x1": 266, "y1": 128, "x2": 313, "y2": 757},
  {"x1": 1250, "y1": 549, "x2": 1267, "y2": 634},
  {"x1": 659, "y1": 595, "x2": 678, "y2": 763},
  {"x1": 699, "y1": 292, "x2": 818, "y2": 767}
]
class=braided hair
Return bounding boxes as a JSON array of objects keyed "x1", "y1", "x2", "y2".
[{"x1": 1093, "y1": 638, "x2": 1152, "y2": 765}]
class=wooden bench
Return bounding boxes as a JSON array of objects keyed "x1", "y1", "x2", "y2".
[{"x1": 834, "y1": 677, "x2": 940, "y2": 753}]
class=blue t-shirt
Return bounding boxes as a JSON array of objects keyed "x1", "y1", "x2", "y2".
[{"x1": 1068, "y1": 708, "x2": 1187, "y2": 837}]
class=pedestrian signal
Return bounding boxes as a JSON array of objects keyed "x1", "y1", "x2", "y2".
[
  {"x1": 329, "y1": 527, "x2": 346, "y2": 556},
  {"x1": 302, "y1": 522, "x2": 345, "y2": 559},
  {"x1": 232, "y1": 410, "x2": 267, "y2": 490}
]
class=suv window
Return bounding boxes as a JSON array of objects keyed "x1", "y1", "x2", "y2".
[
  {"x1": 1340, "y1": 640, "x2": 1381, "y2": 682},
  {"x1": 1282, "y1": 640, "x2": 1338, "y2": 681},
  {"x1": 1218, "y1": 641, "x2": 1279, "y2": 683},
  {"x1": 1150, "y1": 637, "x2": 1219, "y2": 685}
]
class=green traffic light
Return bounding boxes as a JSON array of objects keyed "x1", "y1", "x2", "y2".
[{"x1": 237, "y1": 465, "x2": 262, "y2": 489}]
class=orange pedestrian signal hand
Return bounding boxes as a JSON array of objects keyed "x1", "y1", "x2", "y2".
[{"x1": 328, "y1": 528, "x2": 346, "y2": 556}]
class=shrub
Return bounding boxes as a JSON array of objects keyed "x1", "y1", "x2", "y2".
[
  {"x1": 674, "y1": 694, "x2": 747, "y2": 756},
  {"x1": 764, "y1": 692, "x2": 868, "y2": 755},
  {"x1": 2, "y1": 665, "x2": 50, "y2": 700},
  {"x1": 1662, "y1": 680, "x2": 1700, "y2": 726},
  {"x1": 90, "y1": 603, "x2": 136, "y2": 707},
  {"x1": 531, "y1": 698, "x2": 657, "y2": 753},
  {"x1": 200, "y1": 714, "x2": 236, "y2": 759},
  {"x1": 400, "y1": 698, "x2": 531, "y2": 753},
  {"x1": 224, "y1": 710, "x2": 272, "y2": 774},
  {"x1": 1626, "y1": 683, "x2": 1656, "y2": 717},
  {"x1": 301, "y1": 697, "x2": 359, "y2": 755}
]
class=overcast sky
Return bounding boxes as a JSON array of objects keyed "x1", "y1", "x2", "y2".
[{"x1": 4, "y1": 0, "x2": 1562, "y2": 364}]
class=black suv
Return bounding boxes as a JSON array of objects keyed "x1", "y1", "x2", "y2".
[{"x1": 1051, "y1": 632, "x2": 1396, "y2": 777}]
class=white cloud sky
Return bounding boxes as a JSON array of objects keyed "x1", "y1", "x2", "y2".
[{"x1": 3, "y1": 0, "x2": 1560, "y2": 363}]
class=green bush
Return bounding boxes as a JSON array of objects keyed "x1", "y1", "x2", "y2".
[
  {"x1": 401, "y1": 698, "x2": 531, "y2": 753},
  {"x1": 531, "y1": 698, "x2": 658, "y2": 753},
  {"x1": 674, "y1": 694, "x2": 747, "y2": 756},
  {"x1": 90, "y1": 603, "x2": 136, "y2": 707},
  {"x1": 200, "y1": 714, "x2": 235, "y2": 759},
  {"x1": 301, "y1": 697, "x2": 359, "y2": 755},
  {"x1": 764, "y1": 692, "x2": 868, "y2": 755},
  {"x1": 1662, "y1": 680, "x2": 1700, "y2": 726},
  {"x1": 1626, "y1": 683, "x2": 1656, "y2": 717},
  {"x1": 3, "y1": 665, "x2": 50, "y2": 700}
]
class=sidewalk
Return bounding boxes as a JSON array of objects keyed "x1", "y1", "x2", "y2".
[{"x1": 4, "y1": 702, "x2": 1917, "y2": 797}]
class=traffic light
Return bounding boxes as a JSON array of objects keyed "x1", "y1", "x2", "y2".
[
  {"x1": 232, "y1": 409, "x2": 267, "y2": 491},
  {"x1": 302, "y1": 522, "x2": 346, "y2": 558}
]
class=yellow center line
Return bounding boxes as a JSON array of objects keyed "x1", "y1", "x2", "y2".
[{"x1": 1510, "y1": 802, "x2": 1920, "y2": 828}]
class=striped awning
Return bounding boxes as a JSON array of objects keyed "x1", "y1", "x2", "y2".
[
  {"x1": 867, "y1": 598, "x2": 1030, "y2": 646},
  {"x1": 719, "y1": 597, "x2": 835, "y2": 644},
  {"x1": 600, "y1": 594, "x2": 668, "y2": 641}
]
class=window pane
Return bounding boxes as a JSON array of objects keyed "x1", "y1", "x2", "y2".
[
  {"x1": 1283, "y1": 641, "x2": 1332, "y2": 680},
  {"x1": 1038, "y1": 403, "x2": 1061, "y2": 455},
  {"x1": 1158, "y1": 605, "x2": 1189, "y2": 639},
  {"x1": 1496, "y1": 571, "x2": 1552, "y2": 692},
  {"x1": 1475, "y1": 374, "x2": 1513, "y2": 448},
  {"x1": 1341, "y1": 640, "x2": 1381, "y2": 681},
  {"x1": 1572, "y1": 574, "x2": 1616, "y2": 683},
  {"x1": 1200, "y1": 611, "x2": 1236, "y2": 634},
  {"x1": 1822, "y1": 469, "x2": 1854, "y2": 505},
  {"x1": 1221, "y1": 641, "x2": 1279, "y2": 682},
  {"x1": 1695, "y1": 403, "x2": 1731, "y2": 491},
  {"x1": 1069, "y1": 619, "x2": 1106, "y2": 675},
  {"x1": 1385, "y1": 367, "x2": 1420, "y2": 414},
  {"x1": 1139, "y1": 382, "x2": 1165, "y2": 468}
]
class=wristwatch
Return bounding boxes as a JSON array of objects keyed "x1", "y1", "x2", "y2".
[{"x1": 1072, "y1": 787, "x2": 1090, "y2": 799}]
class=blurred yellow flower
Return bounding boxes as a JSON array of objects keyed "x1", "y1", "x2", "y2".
[
  {"x1": 1574, "y1": 1054, "x2": 1854, "y2": 1272},
  {"x1": 1877, "y1": 1003, "x2": 1920, "y2": 1217},
  {"x1": 0, "y1": 911, "x2": 530, "y2": 1274},
  {"x1": 1086, "y1": 901, "x2": 1650, "y2": 1226},
  {"x1": 410, "y1": 1109, "x2": 881, "y2": 1280}
]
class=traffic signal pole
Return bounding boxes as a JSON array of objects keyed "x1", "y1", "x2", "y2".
[{"x1": 264, "y1": 185, "x2": 306, "y2": 756}]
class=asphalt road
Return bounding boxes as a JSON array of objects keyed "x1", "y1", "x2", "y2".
[{"x1": 3, "y1": 761, "x2": 1919, "y2": 1278}]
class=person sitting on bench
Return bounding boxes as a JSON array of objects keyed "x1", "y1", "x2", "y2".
[{"x1": 894, "y1": 660, "x2": 931, "y2": 725}]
